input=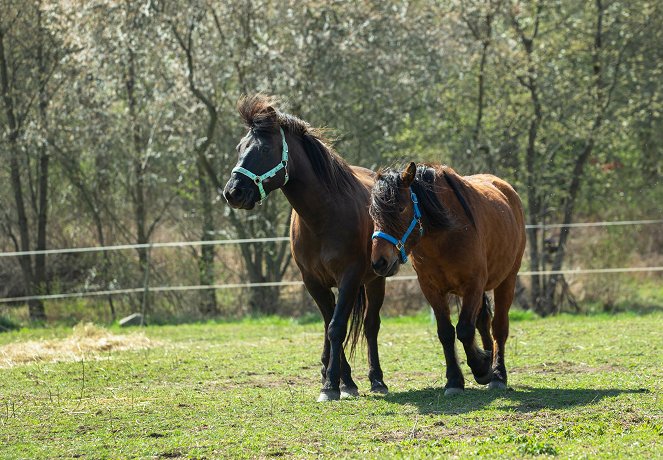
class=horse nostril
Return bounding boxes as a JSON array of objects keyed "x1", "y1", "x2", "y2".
[
  {"x1": 224, "y1": 187, "x2": 243, "y2": 203},
  {"x1": 372, "y1": 257, "x2": 388, "y2": 272}
]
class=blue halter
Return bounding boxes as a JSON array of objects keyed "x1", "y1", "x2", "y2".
[
  {"x1": 372, "y1": 190, "x2": 423, "y2": 263},
  {"x1": 232, "y1": 127, "x2": 289, "y2": 201}
]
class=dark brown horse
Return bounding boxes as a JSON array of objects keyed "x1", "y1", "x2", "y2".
[
  {"x1": 223, "y1": 95, "x2": 388, "y2": 401},
  {"x1": 369, "y1": 162, "x2": 526, "y2": 394}
]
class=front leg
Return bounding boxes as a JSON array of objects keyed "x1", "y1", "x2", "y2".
[
  {"x1": 457, "y1": 289, "x2": 493, "y2": 385},
  {"x1": 365, "y1": 277, "x2": 388, "y2": 394},
  {"x1": 420, "y1": 283, "x2": 464, "y2": 395},
  {"x1": 303, "y1": 276, "x2": 358, "y2": 395},
  {"x1": 318, "y1": 274, "x2": 362, "y2": 402},
  {"x1": 321, "y1": 322, "x2": 359, "y2": 397}
]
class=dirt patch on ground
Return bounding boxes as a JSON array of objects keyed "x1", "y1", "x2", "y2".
[
  {"x1": 375, "y1": 420, "x2": 489, "y2": 443},
  {"x1": 0, "y1": 323, "x2": 158, "y2": 368},
  {"x1": 510, "y1": 360, "x2": 623, "y2": 375}
]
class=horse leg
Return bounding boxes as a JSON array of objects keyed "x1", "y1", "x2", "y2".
[
  {"x1": 319, "y1": 273, "x2": 362, "y2": 402},
  {"x1": 476, "y1": 293, "x2": 494, "y2": 353},
  {"x1": 303, "y1": 277, "x2": 358, "y2": 397},
  {"x1": 365, "y1": 277, "x2": 388, "y2": 394},
  {"x1": 489, "y1": 271, "x2": 518, "y2": 390},
  {"x1": 431, "y1": 296, "x2": 465, "y2": 395},
  {"x1": 456, "y1": 289, "x2": 493, "y2": 385}
]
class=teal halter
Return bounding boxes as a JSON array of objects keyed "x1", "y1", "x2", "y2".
[
  {"x1": 232, "y1": 127, "x2": 289, "y2": 201},
  {"x1": 372, "y1": 190, "x2": 423, "y2": 263}
]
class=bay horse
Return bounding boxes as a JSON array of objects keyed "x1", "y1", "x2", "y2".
[
  {"x1": 369, "y1": 162, "x2": 526, "y2": 394},
  {"x1": 223, "y1": 94, "x2": 388, "y2": 401}
]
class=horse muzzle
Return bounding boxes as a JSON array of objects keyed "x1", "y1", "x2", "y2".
[
  {"x1": 371, "y1": 255, "x2": 400, "y2": 277},
  {"x1": 223, "y1": 179, "x2": 257, "y2": 210}
]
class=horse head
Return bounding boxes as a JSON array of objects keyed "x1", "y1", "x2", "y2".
[
  {"x1": 369, "y1": 162, "x2": 423, "y2": 277},
  {"x1": 224, "y1": 95, "x2": 289, "y2": 210}
]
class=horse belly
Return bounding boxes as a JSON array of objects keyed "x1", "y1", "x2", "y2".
[{"x1": 290, "y1": 219, "x2": 369, "y2": 288}]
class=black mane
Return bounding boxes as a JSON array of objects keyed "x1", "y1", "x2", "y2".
[
  {"x1": 370, "y1": 164, "x2": 455, "y2": 233},
  {"x1": 237, "y1": 94, "x2": 362, "y2": 198}
]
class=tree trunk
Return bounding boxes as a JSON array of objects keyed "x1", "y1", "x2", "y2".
[
  {"x1": 196, "y1": 162, "x2": 218, "y2": 316},
  {"x1": 248, "y1": 286, "x2": 281, "y2": 316},
  {"x1": 542, "y1": 0, "x2": 610, "y2": 314},
  {"x1": 35, "y1": 5, "x2": 49, "y2": 309},
  {"x1": 125, "y1": 46, "x2": 151, "y2": 313},
  {"x1": 511, "y1": 4, "x2": 547, "y2": 314},
  {"x1": 171, "y1": 19, "x2": 223, "y2": 316},
  {"x1": 0, "y1": 28, "x2": 46, "y2": 321}
]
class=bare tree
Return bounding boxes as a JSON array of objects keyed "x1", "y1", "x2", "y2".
[
  {"x1": 541, "y1": 0, "x2": 628, "y2": 313},
  {"x1": 0, "y1": 3, "x2": 68, "y2": 321},
  {"x1": 170, "y1": 11, "x2": 219, "y2": 315}
]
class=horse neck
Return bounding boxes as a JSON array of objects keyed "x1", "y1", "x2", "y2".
[{"x1": 279, "y1": 136, "x2": 344, "y2": 228}]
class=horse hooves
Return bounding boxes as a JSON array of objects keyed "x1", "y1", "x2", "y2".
[
  {"x1": 317, "y1": 389, "x2": 341, "y2": 402},
  {"x1": 340, "y1": 386, "x2": 359, "y2": 399},
  {"x1": 488, "y1": 380, "x2": 507, "y2": 390},
  {"x1": 444, "y1": 387, "x2": 464, "y2": 396},
  {"x1": 370, "y1": 381, "x2": 389, "y2": 395}
]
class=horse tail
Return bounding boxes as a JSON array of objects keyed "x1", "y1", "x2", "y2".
[
  {"x1": 479, "y1": 293, "x2": 494, "y2": 322},
  {"x1": 345, "y1": 285, "x2": 367, "y2": 359}
]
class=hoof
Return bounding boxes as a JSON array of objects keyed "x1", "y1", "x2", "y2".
[
  {"x1": 444, "y1": 387, "x2": 464, "y2": 396},
  {"x1": 488, "y1": 380, "x2": 507, "y2": 390},
  {"x1": 340, "y1": 385, "x2": 359, "y2": 399},
  {"x1": 317, "y1": 389, "x2": 341, "y2": 402},
  {"x1": 370, "y1": 381, "x2": 389, "y2": 395}
]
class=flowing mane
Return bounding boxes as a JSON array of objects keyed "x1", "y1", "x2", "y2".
[{"x1": 237, "y1": 94, "x2": 363, "y2": 198}]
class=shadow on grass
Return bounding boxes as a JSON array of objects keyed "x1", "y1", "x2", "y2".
[{"x1": 382, "y1": 385, "x2": 650, "y2": 415}]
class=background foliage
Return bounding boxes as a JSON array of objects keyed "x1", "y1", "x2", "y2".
[{"x1": 0, "y1": 0, "x2": 661, "y2": 323}]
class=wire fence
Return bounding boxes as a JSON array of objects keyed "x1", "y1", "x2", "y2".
[
  {"x1": 1, "y1": 219, "x2": 661, "y2": 258},
  {"x1": 0, "y1": 219, "x2": 661, "y2": 304}
]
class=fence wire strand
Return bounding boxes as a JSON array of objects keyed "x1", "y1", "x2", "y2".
[
  {"x1": 0, "y1": 219, "x2": 661, "y2": 258},
  {"x1": 0, "y1": 267, "x2": 661, "y2": 304}
]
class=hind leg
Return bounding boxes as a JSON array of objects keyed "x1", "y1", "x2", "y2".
[
  {"x1": 476, "y1": 293, "x2": 494, "y2": 353},
  {"x1": 365, "y1": 277, "x2": 388, "y2": 394},
  {"x1": 489, "y1": 272, "x2": 518, "y2": 389},
  {"x1": 421, "y1": 284, "x2": 464, "y2": 394},
  {"x1": 456, "y1": 288, "x2": 493, "y2": 385}
]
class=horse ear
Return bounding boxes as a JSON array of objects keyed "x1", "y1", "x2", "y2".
[
  {"x1": 401, "y1": 162, "x2": 417, "y2": 187},
  {"x1": 264, "y1": 105, "x2": 277, "y2": 119}
]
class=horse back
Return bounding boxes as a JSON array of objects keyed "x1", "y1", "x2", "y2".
[
  {"x1": 424, "y1": 171, "x2": 524, "y2": 291},
  {"x1": 462, "y1": 174, "x2": 526, "y2": 281}
]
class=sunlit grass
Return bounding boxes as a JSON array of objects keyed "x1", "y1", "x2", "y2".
[{"x1": 0, "y1": 311, "x2": 661, "y2": 458}]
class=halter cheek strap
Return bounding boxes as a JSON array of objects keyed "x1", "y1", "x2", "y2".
[
  {"x1": 232, "y1": 127, "x2": 289, "y2": 201},
  {"x1": 372, "y1": 190, "x2": 423, "y2": 263}
]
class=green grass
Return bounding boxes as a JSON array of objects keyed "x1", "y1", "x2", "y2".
[{"x1": 0, "y1": 311, "x2": 661, "y2": 459}]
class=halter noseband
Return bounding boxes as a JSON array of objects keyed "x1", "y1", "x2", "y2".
[
  {"x1": 372, "y1": 190, "x2": 423, "y2": 263},
  {"x1": 231, "y1": 127, "x2": 289, "y2": 201}
]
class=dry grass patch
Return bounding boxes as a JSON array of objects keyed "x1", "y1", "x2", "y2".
[{"x1": 0, "y1": 323, "x2": 158, "y2": 368}]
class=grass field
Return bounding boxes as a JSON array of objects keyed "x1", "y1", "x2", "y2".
[{"x1": 0, "y1": 310, "x2": 661, "y2": 459}]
